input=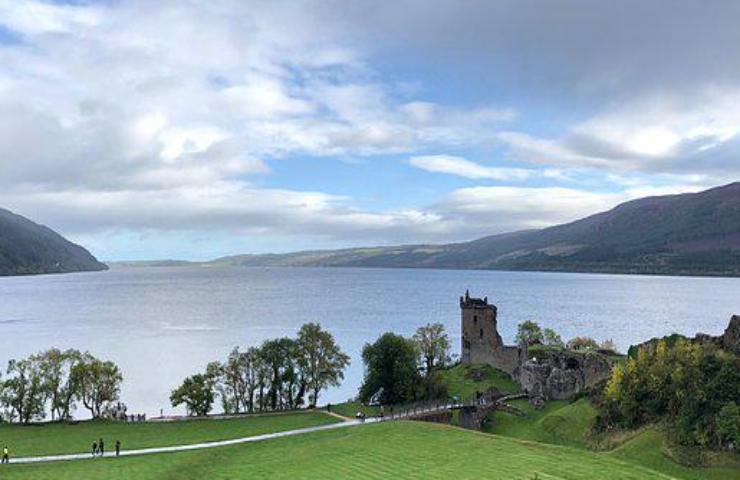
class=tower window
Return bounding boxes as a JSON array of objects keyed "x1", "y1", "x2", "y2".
[
  {"x1": 479, "y1": 328, "x2": 484, "y2": 338},
  {"x1": 473, "y1": 315, "x2": 478, "y2": 324}
]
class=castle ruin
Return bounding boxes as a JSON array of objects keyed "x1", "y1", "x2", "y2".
[
  {"x1": 460, "y1": 290, "x2": 519, "y2": 375},
  {"x1": 460, "y1": 290, "x2": 613, "y2": 402}
]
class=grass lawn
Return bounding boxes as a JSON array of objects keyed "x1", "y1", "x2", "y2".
[
  {"x1": 486, "y1": 398, "x2": 597, "y2": 448},
  {"x1": 2, "y1": 421, "x2": 679, "y2": 480},
  {"x1": 329, "y1": 401, "x2": 379, "y2": 419},
  {"x1": 0, "y1": 411, "x2": 339, "y2": 457},
  {"x1": 608, "y1": 428, "x2": 740, "y2": 480},
  {"x1": 439, "y1": 363, "x2": 520, "y2": 400},
  {"x1": 486, "y1": 398, "x2": 738, "y2": 480}
]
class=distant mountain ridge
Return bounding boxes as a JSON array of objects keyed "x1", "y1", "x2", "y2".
[
  {"x1": 0, "y1": 208, "x2": 107, "y2": 276},
  {"x1": 197, "y1": 182, "x2": 740, "y2": 276}
]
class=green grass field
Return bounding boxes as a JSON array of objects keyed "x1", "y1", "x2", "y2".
[
  {"x1": 440, "y1": 363, "x2": 521, "y2": 399},
  {"x1": 0, "y1": 411, "x2": 338, "y2": 457},
  {"x1": 3, "y1": 421, "x2": 678, "y2": 480},
  {"x1": 486, "y1": 397, "x2": 738, "y2": 480},
  {"x1": 486, "y1": 398, "x2": 597, "y2": 448},
  {"x1": 330, "y1": 401, "x2": 379, "y2": 419}
]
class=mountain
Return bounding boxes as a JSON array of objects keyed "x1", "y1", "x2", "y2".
[
  {"x1": 0, "y1": 208, "x2": 107, "y2": 276},
  {"x1": 202, "y1": 182, "x2": 740, "y2": 276}
]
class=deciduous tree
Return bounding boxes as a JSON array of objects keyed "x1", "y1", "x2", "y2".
[
  {"x1": 71, "y1": 353, "x2": 122, "y2": 418},
  {"x1": 297, "y1": 323, "x2": 350, "y2": 407},
  {"x1": 413, "y1": 323, "x2": 450, "y2": 376},
  {"x1": 359, "y1": 333, "x2": 420, "y2": 405}
]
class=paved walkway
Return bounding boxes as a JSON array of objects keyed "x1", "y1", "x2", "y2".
[{"x1": 10, "y1": 419, "x2": 369, "y2": 464}]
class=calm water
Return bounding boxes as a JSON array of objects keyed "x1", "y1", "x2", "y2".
[{"x1": 1, "y1": 266, "x2": 738, "y2": 417}]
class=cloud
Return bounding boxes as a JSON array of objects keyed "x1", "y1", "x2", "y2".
[
  {"x1": 0, "y1": 0, "x2": 516, "y2": 251},
  {"x1": 499, "y1": 87, "x2": 740, "y2": 179},
  {"x1": 321, "y1": 1, "x2": 740, "y2": 99},
  {"x1": 408, "y1": 155, "x2": 532, "y2": 181}
]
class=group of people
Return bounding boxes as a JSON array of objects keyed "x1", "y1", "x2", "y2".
[{"x1": 91, "y1": 438, "x2": 122, "y2": 457}]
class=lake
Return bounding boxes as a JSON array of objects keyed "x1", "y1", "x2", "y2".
[{"x1": 0, "y1": 266, "x2": 738, "y2": 417}]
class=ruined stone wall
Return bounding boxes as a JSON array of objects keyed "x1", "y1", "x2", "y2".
[{"x1": 516, "y1": 351, "x2": 612, "y2": 401}]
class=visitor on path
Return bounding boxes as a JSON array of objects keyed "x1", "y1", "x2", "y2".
[
  {"x1": 98, "y1": 438, "x2": 105, "y2": 456},
  {"x1": 327, "y1": 403, "x2": 331, "y2": 413},
  {"x1": 115, "y1": 440, "x2": 121, "y2": 457},
  {"x1": 2, "y1": 445, "x2": 9, "y2": 464},
  {"x1": 91, "y1": 442, "x2": 98, "y2": 457}
]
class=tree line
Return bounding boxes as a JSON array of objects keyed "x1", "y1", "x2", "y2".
[
  {"x1": 0, "y1": 348, "x2": 122, "y2": 423},
  {"x1": 170, "y1": 323, "x2": 350, "y2": 416},
  {"x1": 515, "y1": 320, "x2": 617, "y2": 352},
  {"x1": 595, "y1": 337, "x2": 739, "y2": 450}
]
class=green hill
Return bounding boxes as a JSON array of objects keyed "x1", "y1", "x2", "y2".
[{"x1": 0, "y1": 207, "x2": 106, "y2": 276}]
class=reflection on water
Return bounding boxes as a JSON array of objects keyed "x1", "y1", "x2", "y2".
[{"x1": 1, "y1": 266, "x2": 738, "y2": 417}]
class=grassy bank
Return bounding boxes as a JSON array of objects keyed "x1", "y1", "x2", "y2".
[
  {"x1": 4, "y1": 421, "x2": 674, "y2": 480},
  {"x1": 0, "y1": 411, "x2": 338, "y2": 457},
  {"x1": 486, "y1": 396, "x2": 738, "y2": 480}
]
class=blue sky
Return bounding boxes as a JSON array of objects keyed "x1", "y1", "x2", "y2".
[{"x1": 1, "y1": 0, "x2": 739, "y2": 260}]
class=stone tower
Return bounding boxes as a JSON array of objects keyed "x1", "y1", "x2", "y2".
[{"x1": 460, "y1": 290, "x2": 519, "y2": 375}]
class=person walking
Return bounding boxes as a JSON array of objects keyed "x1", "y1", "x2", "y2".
[
  {"x1": 98, "y1": 438, "x2": 104, "y2": 456},
  {"x1": 115, "y1": 440, "x2": 121, "y2": 457},
  {"x1": 2, "y1": 445, "x2": 9, "y2": 464},
  {"x1": 91, "y1": 441, "x2": 98, "y2": 458}
]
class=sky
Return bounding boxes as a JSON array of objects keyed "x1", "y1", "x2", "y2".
[{"x1": 1, "y1": 0, "x2": 739, "y2": 261}]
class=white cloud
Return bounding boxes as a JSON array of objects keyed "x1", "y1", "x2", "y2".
[
  {"x1": 500, "y1": 88, "x2": 740, "y2": 178},
  {"x1": 408, "y1": 155, "x2": 532, "y2": 181}
]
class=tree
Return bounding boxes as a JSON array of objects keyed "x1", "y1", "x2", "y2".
[
  {"x1": 260, "y1": 338, "x2": 298, "y2": 410},
  {"x1": 296, "y1": 323, "x2": 350, "y2": 407},
  {"x1": 0, "y1": 358, "x2": 46, "y2": 423},
  {"x1": 515, "y1": 321, "x2": 543, "y2": 345},
  {"x1": 170, "y1": 373, "x2": 216, "y2": 416},
  {"x1": 220, "y1": 347, "x2": 262, "y2": 413},
  {"x1": 34, "y1": 348, "x2": 82, "y2": 421},
  {"x1": 205, "y1": 361, "x2": 235, "y2": 414},
  {"x1": 542, "y1": 328, "x2": 564, "y2": 348},
  {"x1": 715, "y1": 402, "x2": 740, "y2": 449},
  {"x1": 359, "y1": 333, "x2": 420, "y2": 405},
  {"x1": 71, "y1": 353, "x2": 123, "y2": 418},
  {"x1": 413, "y1": 323, "x2": 450, "y2": 376},
  {"x1": 567, "y1": 336, "x2": 599, "y2": 351}
]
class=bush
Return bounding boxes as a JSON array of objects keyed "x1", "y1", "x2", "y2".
[
  {"x1": 516, "y1": 321, "x2": 543, "y2": 345},
  {"x1": 597, "y1": 338, "x2": 740, "y2": 449},
  {"x1": 567, "y1": 336, "x2": 599, "y2": 351}
]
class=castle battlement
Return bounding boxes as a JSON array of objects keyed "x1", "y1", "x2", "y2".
[{"x1": 460, "y1": 289, "x2": 495, "y2": 310}]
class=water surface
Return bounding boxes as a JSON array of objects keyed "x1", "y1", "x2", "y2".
[{"x1": 1, "y1": 266, "x2": 738, "y2": 417}]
